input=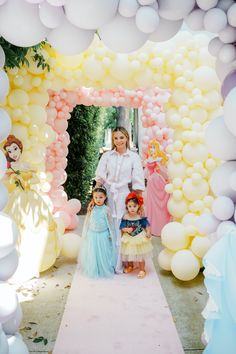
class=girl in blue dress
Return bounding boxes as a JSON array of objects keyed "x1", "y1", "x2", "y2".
[
  {"x1": 80, "y1": 186, "x2": 116, "y2": 279},
  {"x1": 120, "y1": 192, "x2": 153, "y2": 278}
]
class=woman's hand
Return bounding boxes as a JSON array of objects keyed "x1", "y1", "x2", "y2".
[{"x1": 87, "y1": 199, "x2": 95, "y2": 212}]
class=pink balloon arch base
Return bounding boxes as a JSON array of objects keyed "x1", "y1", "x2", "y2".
[{"x1": 45, "y1": 87, "x2": 172, "y2": 230}]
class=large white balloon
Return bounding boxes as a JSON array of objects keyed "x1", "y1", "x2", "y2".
[
  {"x1": 205, "y1": 116, "x2": 236, "y2": 160},
  {"x1": 39, "y1": 2, "x2": 64, "y2": 29},
  {"x1": 0, "y1": 182, "x2": 8, "y2": 211},
  {"x1": 185, "y1": 9, "x2": 205, "y2": 31},
  {"x1": 135, "y1": 6, "x2": 159, "y2": 34},
  {"x1": 149, "y1": 17, "x2": 182, "y2": 42},
  {"x1": 212, "y1": 196, "x2": 234, "y2": 221},
  {"x1": 196, "y1": 213, "x2": 220, "y2": 235},
  {"x1": 0, "y1": 250, "x2": 18, "y2": 281},
  {"x1": 47, "y1": 18, "x2": 95, "y2": 55},
  {"x1": 0, "y1": 151, "x2": 7, "y2": 180},
  {"x1": 208, "y1": 37, "x2": 224, "y2": 57},
  {"x1": 99, "y1": 14, "x2": 148, "y2": 53},
  {"x1": 0, "y1": 69, "x2": 9, "y2": 103},
  {"x1": 118, "y1": 0, "x2": 139, "y2": 18},
  {"x1": 197, "y1": 0, "x2": 218, "y2": 11},
  {"x1": 227, "y1": 3, "x2": 236, "y2": 27},
  {"x1": 0, "y1": 0, "x2": 49, "y2": 46},
  {"x1": 0, "y1": 213, "x2": 18, "y2": 259},
  {"x1": 171, "y1": 250, "x2": 200, "y2": 281},
  {"x1": 65, "y1": 0, "x2": 119, "y2": 30},
  {"x1": 0, "y1": 108, "x2": 11, "y2": 143},
  {"x1": 0, "y1": 45, "x2": 5, "y2": 68},
  {"x1": 3, "y1": 303, "x2": 22, "y2": 335},
  {"x1": 219, "y1": 43, "x2": 236, "y2": 64},
  {"x1": 203, "y1": 8, "x2": 227, "y2": 33},
  {"x1": 217, "y1": 220, "x2": 235, "y2": 238},
  {"x1": 158, "y1": 0, "x2": 195, "y2": 21},
  {"x1": 215, "y1": 58, "x2": 235, "y2": 82},
  {"x1": 217, "y1": 0, "x2": 234, "y2": 12},
  {"x1": 224, "y1": 88, "x2": 236, "y2": 137},
  {"x1": 0, "y1": 283, "x2": 18, "y2": 323},
  {"x1": 219, "y1": 25, "x2": 236, "y2": 44},
  {"x1": 210, "y1": 161, "x2": 236, "y2": 201}
]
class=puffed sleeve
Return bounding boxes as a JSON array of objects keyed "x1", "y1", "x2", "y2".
[
  {"x1": 131, "y1": 152, "x2": 145, "y2": 191},
  {"x1": 119, "y1": 219, "x2": 127, "y2": 229},
  {"x1": 141, "y1": 217, "x2": 150, "y2": 228},
  {"x1": 95, "y1": 151, "x2": 109, "y2": 184}
]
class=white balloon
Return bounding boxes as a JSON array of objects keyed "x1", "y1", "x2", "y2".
[
  {"x1": 0, "y1": 250, "x2": 18, "y2": 281},
  {"x1": 0, "y1": 282, "x2": 18, "y2": 323},
  {"x1": 158, "y1": 0, "x2": 195, "y2": 21},
  {"x1": 0, "y1": 213, "x2": 18, "y2": 259},
  {"x1": 219, "y1": 43, "x2": 236, "y2": 64},
  {"x1": 196, "y1": 213, "x2": 220, "y2": 235},
  {"x1": 25, "y1": 0, "x2": 44, "y2": 3},
  {"x1": 0, "y1": 0, "x2": 7, "y2": 5},
  {"x1": 217, "y1": 0, "x2": 234, "y2": 11},
  {"x1": 0, "y1": 45, "x2": 5, "y2": 68},
  {"x1": 0, "y1": 68, "x2": 9, "y2": 102},
  {"x1": 47, "y1": 0, "x2": 66, "y2": 5},
  {"x1": 135, "y1": 6, "x2": 159, "y2": 34},
  {"x1": 208, "y1": 37, "x2": 224, "y2": 56},
  {"x1": 229, "y1": 171, "x2": 236, "y2": 191},
  {"x1": 149, "y1": 17, "x2": 182, "y2": 42},
  {"x1": 197, "y1": 0, "x2": 218, "y2": 11},
  {"x1": 60, "y1": 232, "x2": 80, "y2": 259},
  {"x1": 47, "y1": 18, "x2": 95, "y2": 55},
  {"x1": 65, "y1": 0, "x2": 119, "y2": 30},
  {"x1": 138, "y1": 0, "x2": 156, "y2": 4},
  {"x1": 7, "y1": 334, "x2": 28, "y2": 354},
  {"x1": 212, "y1": 196, "x2": 234, "y2": 221},
  {"x1": 205, "y1": 116, "x2": 236, "y2": 160},
  {"x1": 219, "y1": 25, "x2": 236, "y2": 44},
  {"x1": 185, "y1": 9, "x2": 205, "y2": 31},
  {"x1": 0, "y1": 0, "x2": 49, "y2": 47},
  {"x1": 227, "y1": 3, "x2": 236, "y2": 27},
  {"x1": 0, "y1": 151, "x2": 7, "y2": 180},
  {"x1": 210, "y1": 161, "x2": 236, "y2": 201},
  {"x1": 0, "y1": 182, "x2": 8, "y2": 211},
  {"x1": 224, "y1": 88, "x2": 236, "y2": 137},
  {"x1": 99, "y1": 14, "x2": 148, "y2": 53},
  {"x1": 0, "y1": 108, "x2": 11, "y2": 143},
  {"x1": 39, "y1": 2, "x2": 64, "y2": 29},
  {"x1": 118, "y1": 0, "x2": 139, "y2": 18},
  {"x1": 0, "y1": 330, "x2": 9, "y2": 354},
  {"x1": 217, "y1": 220, "x2": 235, "y2": 238},
  {"x1": 204, "y1": 8, "x2": 227, "y2": 33},
  {"x1": 3, "y1": 303, "x2": 22, "y2": 335},
  {"x1": 215, "y1": 58, "x2": 235, "y2": 82}
]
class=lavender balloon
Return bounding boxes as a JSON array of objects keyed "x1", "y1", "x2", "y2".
[{"x1": 221, "y1": 68, "x2": 236, "y2": 99}]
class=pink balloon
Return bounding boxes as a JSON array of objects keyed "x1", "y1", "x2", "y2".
[
  {"x1": 54, "y1": 119, "x2": 68, "y2": 133},
  {"x1": 65, "y1": 199, "x2": 82, "y2": 214},
  {"x1": 55, "y1": 210, "x2": 71, "y2": 229},
  {"x1": 67, "y1": 214, "x2": 79, "y2": 230}
]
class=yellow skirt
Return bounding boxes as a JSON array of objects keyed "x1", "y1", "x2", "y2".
[{"x1": 121, "y1": 230, "x2": 153, "y2": 262}]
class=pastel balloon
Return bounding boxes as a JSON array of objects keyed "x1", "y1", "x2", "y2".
[
  {"x1": 182, "y1": 178, "x2": 209, "y2": 202},
  {"x1": 65, "y1": 199, "x2": 81, "y2": 214},
  {"x1": 0, "y1": 182, "x2": 8, "y2": 211},
  {"x1": 0, "y1": 0, "x2": 49, "y2": 46},
  {"x1": 185, "y1": 9, "x2": 205, "y2": 31},
  {"x1": 0, "y1": 249, "x2": 19, "y2": 281},
  {"x1": 135, "y1": 6, "x2": 159, "y2": 34},
  {"x1": 0, "y1": 108, "x2": 11, "y2": 143},
  {"x1": 224, "y1": 87, "x2": 236, "y2": 137},
  {"x1": 182, "y1": 143, "x2": 208, "y2": 165},
  {"x1": 217, "y1": 220, "x2": 235, "y2": 238},
  {"x1": 219, "y1": 25, "x2": 236, "y2": 44},
  {"x1": 161, "y1": 222, "x2": 189, "y2": 251},
  {"x1": 0, "y1": 151, "x2": 7, "y2": 180},
  {"x1": 0, "y1": 213, "x2": 18, "y2": 259},
  {"x1": 158, "y1": 248, "x2": 174, "y2": 271},
  {"x1": 167, "y1": 160, "x2": 187, "y2": 179},
  {"x1": 167, "y1": 198, "x2": 189, "y2": 219},
  {"x1": 39, "y1": 2, "x2": 64, "y2": 29},
  {"x1": 0, "y1": 282, "x2": 18, "y2": 323},
  {"x1": 158, "y1": 0, "x2": 195, "y2": 20},
  {"x1": 171, "y1": 249, "x2": 200, "y2": 281},
  {"x1": 203, "y1": 8, "x2": 227, "y2": 33},
  {"x1": 208, "y1": 37, "x2": 224, "y2": 57},
  {"x1": 2, "y1": 302, "x2": 22, "y2": 335},
  {"x1": 149, "y1": 17, "x2": 182, "y2": 42},
  {"x1": 118, "y1": 0, "x2": 139, "y2": 18},
  {"x1": 0, "y1": 45, "x2": 5, "y2": 68},
  {"x1": 227, "y1": 3, "x2": 236, "y2": 27},
  {"x1": 219, "y1": 44, "x2": 236, "y2": 64},
  {"x1": 196, "y1": 213, "x2": 220, "y2": 235},
  {"x1": 60, "y1": 233, "x2": 80, "y2": 259},
  {"x1": 215, "y1": 59, "x2": 234, "y2": 82},
  {"x1": 193, "y1": 66, "x2": 219, "y2": 92},
  {"x1": 210, "y1": 161, "x2": 236, "y2": 201},
  {"x1": 190, "y1": 236, "x2": 211, "y2": 258},
  {"x1": 65, "y1": 0, "x2": 119, "y2": 30},
  {"x1": 0, "y1": 68, "x2": 9, "y2": 102},
  {"x1": 196, "y1": 0, "x2": 218, "y2": 11},
  {"x1": 212, "y1": 196, "x2": 234, "y2": 221}
]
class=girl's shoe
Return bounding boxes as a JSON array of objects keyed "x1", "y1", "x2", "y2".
[
  {"x1": 137, "y1": 270, "x2": 146, "y2": 279},
  {"x1": 124, "y1": 266, "x2": 134, "y2": 273}
]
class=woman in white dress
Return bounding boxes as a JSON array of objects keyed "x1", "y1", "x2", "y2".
[{"x1": 94, "y1": 127, "x2": 145, "y2": 273}]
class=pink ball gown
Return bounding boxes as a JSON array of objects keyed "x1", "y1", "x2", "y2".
[{"x1": 145, "y1": 160, "x2": 171, "y2": 236}]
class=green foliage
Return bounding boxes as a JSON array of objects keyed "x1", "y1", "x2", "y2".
[
  {"x1": 102, "y1": 107, "x2": 118, "y2": 129},
  {"x1": 0, "y1": 37, "x2": 50, "y2": 70},
  {"x1": 64, "y1": 105, "x2": 104, "y2": 207}
]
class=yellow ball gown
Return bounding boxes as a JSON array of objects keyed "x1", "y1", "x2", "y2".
[{"x1": 4, "y1": 164, "x2": 60, "y2": 281}]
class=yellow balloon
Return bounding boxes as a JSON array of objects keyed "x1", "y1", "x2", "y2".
[
  {"x1": 182, "y1": 143, "x2": 208, "y2": 165},
  {"x1": 167, "y1": 197, "x2": 189, "y2": 218},
  {"x1": 158, "y1": 248, "x2": 174, "y2": 271},
  {"x1": 171, "y1": 249, "x2": 200, "y2": 281},
  {"x1": 8, "y1": 89, "x2": 29, "y2": 107},
  {"x1": 161, "y1": 222, "x2": 190, "y2": 251},
  {"x1": 190, "y1": 236, "x2": 211, "y2": 258}
]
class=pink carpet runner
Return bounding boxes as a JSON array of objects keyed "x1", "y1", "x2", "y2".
[{"x1": 53, "y1": 261, "x2": 184, "y2": 354}]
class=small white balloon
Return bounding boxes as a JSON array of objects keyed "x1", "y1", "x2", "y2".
[
  {"x1": 197, "y1": 0, "x2": 218, "y2": 11},
  {"x1": 158, "y1": 0, "x2": 195, "y2": 21},
  {"x1": 185, "y1": 9, "x2": 205, "y2": 31},
  {"x1": 217, "y1": 220, "x2": 235, "y2": 238},
  {"x1": 135, "y1": 6, "x2": 159, "y2": 34},
  {"x1": 0, "y1": 68, "x2": 9, "y2": 102},
  {"x1": 47, "y1": 18, "x2": 95, "y2": 55},
  {"x1": 39, "y1": 2, "x2": 64, "y2": 29},
  {"x1": 0, "y1": 283, "x2": 18, "y2": 323},
  {"x1": 224, "y1": 88, "x2": 236, "y2": 137},
  {"x1": 0, "y1": 45, "x2": 5, "y2": 68},
  {"x1": 227, "y1": 3, "x2": 236, "y2": 27},
  {"x1": 118, "y1": 0, "x2": 139, "y2": 18},
  {"x1": 99, "y1": 14, "x2": 148, "y2": 53},
  {"x1": 0, "y1": 182, "x2": 8, "y2": 211},
  {"x1": 65, "y1": 0, "x2": 119, "y2": 30},
  {"x1": 47, "y1": 0, "x2": 66, "y2": 5},
  {"x1": 219, "y1": 25, "x2": 236, "y2": 44},
  {"x1": 149, "y1": 16, "x2": 182, "y2": 42},
  {"x1": 0, "y1": 151, "x2": 7, "y2": 180},
  {"x1": 208, "y1": 37, "x2": 224, "y2": 56},
  {"x1": 210, "y1": 161, "x2": 236, "y2": 201},
  {"x1": 204, "y1": 8, "x2": 227, "y2": 33},
  {"x1": 212, "y1": 196, "x2": 234, "y2": 221},
  {"x1": 196, "y1": 213, "x2": 220, "y2": 235},
  {"x1": 0, "y1": 108, "x2": 11, "y2": 143},
  {"x1": 217, "y1": 0, "x2": 234, "y2": 11},
  {"x1": 219, "y1": 43, "x2": 236, "y2": 64}
]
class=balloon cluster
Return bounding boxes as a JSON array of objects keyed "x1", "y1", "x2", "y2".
[{"x1": 0, "y1": 49, "x2": 29, "y2": 354}]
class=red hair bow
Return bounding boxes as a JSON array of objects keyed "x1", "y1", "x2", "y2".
[{"x1": 125, "y1": 192, "x2": 144, "y2": 206}]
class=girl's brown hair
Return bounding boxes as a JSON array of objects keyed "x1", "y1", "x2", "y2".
[
  {"x1": 3, "y1": 135, "x2": 23, "y2": 162},
  {"x1": 112, "y1": 126, "x2": 130, "y2": 150}
]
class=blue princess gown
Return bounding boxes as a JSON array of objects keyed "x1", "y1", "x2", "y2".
[
  {"x1": 202, "y1": 226, "x2": 236, "y2": 354},
  {"x1": 80, "y1": 205, "x2": 116, "y2": 279}
]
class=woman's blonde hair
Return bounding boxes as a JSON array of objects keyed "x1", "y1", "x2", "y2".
[
  {"x1": 148, "y1": 139, "x2": 168, "y2": 165},
  {"x1": 112, "y1": 126, "x2": 130, "y2": 150}
]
